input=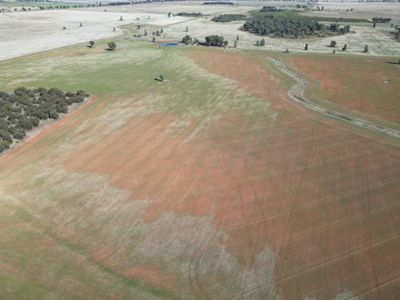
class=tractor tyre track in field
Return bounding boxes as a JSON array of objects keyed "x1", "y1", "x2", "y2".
[
  {"x1": 268, "y1": 57, "x2": 400, "y2": 140},
  {"x1": 271, "y1": 125, "x2": 319, "y2": 300},
  {"x1": 363, "y1": 160, "x2": 382, "y2": 298},
  {"x1": 190, "y1": 116, "x2": 248, "y2": 300}
]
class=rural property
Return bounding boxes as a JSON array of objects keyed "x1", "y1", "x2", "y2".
[{"x1": 0, "y1": 0, "x2": 399, "y2": 299}]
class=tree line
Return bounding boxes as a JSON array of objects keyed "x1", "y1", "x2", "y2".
[
  {"x1": 181, "y1": 35, "x2": 228, "y2": 47},
  {"x1": 212, "y1": 14, "x2": 247, "y2": 22},
  {"x1": 176, "y1": 12, "x2": 203, "y2": 17},
  {"x1": 0, "y1": 87, "x2": 88, "y2": 153},
  {"x1": 203, "y1": 1, "x2": 233, "y2": 5}
]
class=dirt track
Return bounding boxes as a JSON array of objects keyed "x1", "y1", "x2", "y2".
[{"x1": 269, "y1": 57, "x2": 400, "y2": 139}]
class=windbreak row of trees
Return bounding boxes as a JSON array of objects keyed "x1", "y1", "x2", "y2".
[
  {"x1": 211, "y1": 14, "x2": 247, "y2": 22},
  {"x1": 176, "y1": 12, "x2": 203, "y2": 17},
  {"x1": 0, "y1": 87, "x2": 88, "y2": 153},
  {"x1": 372, "y1": 17, "x2": 392, "y2": 23},
  {"x1": 242, "y1": 13, "x2": 351, "y2": 38}
]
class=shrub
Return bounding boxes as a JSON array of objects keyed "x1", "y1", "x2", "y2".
[
  {"x1": 107, "y1": 42, "x2": 117, "y2": 51},
  {"x1": 181, "y1": 35, "x2": 193, "y2": 45}
]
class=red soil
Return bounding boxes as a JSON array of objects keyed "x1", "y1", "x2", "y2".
[{"x1": 285, "y1": 55, "x2": 400, "y2": 124}]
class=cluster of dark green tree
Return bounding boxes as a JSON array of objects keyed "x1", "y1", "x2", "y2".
[
  {"x1": 176, "y1": 12, "x2": 203, "y2": 17},
  {"x1": 181, "y1": 35, "x2": 199, "y2": 45},
  {"x1": 0, "y1": 87, "x2": 88, "y2": 153},
  {"x1": 242, "y1": 13, "x2": 351, "y2": 38},
  {"x1": 181, "y1": 35, "x2": 227, "y2": 47},
  {"x1": 211, "y1": 14, "x2": 247, "y2": 22},
  {"x1": 205, "y1": 35, "x2": 228, "y2": 47}
]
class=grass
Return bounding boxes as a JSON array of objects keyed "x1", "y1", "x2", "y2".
[
  {"x1": 0, "y1": 30, "x2": 400, "y2": 300},
  {"x1": 0, "y1": 36, "x2": 282, "y2": 299}
]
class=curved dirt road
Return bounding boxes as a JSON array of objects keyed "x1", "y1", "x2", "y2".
[{"x1": 268, "y1": 57, "x2": 400, "y2": 139}]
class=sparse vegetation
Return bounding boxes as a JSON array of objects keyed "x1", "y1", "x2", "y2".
[{"x1": 0, "y1": 87, "x2": 88, "y2": 153}]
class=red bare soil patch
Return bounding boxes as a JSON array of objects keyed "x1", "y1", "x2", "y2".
[
  {"x1": 285, "y1": 55, "x2": 400, "y2": 124},
  {"x1": 61, "y1": 50, "x2": 400, "y2": 298},
  {"x1": 189, "y1": 50, "x2": 289, "y2": 105}
]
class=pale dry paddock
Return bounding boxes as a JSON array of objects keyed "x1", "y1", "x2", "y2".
[{"x1": 0, "y1": 9, "x2": 185, "y2": 61}]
